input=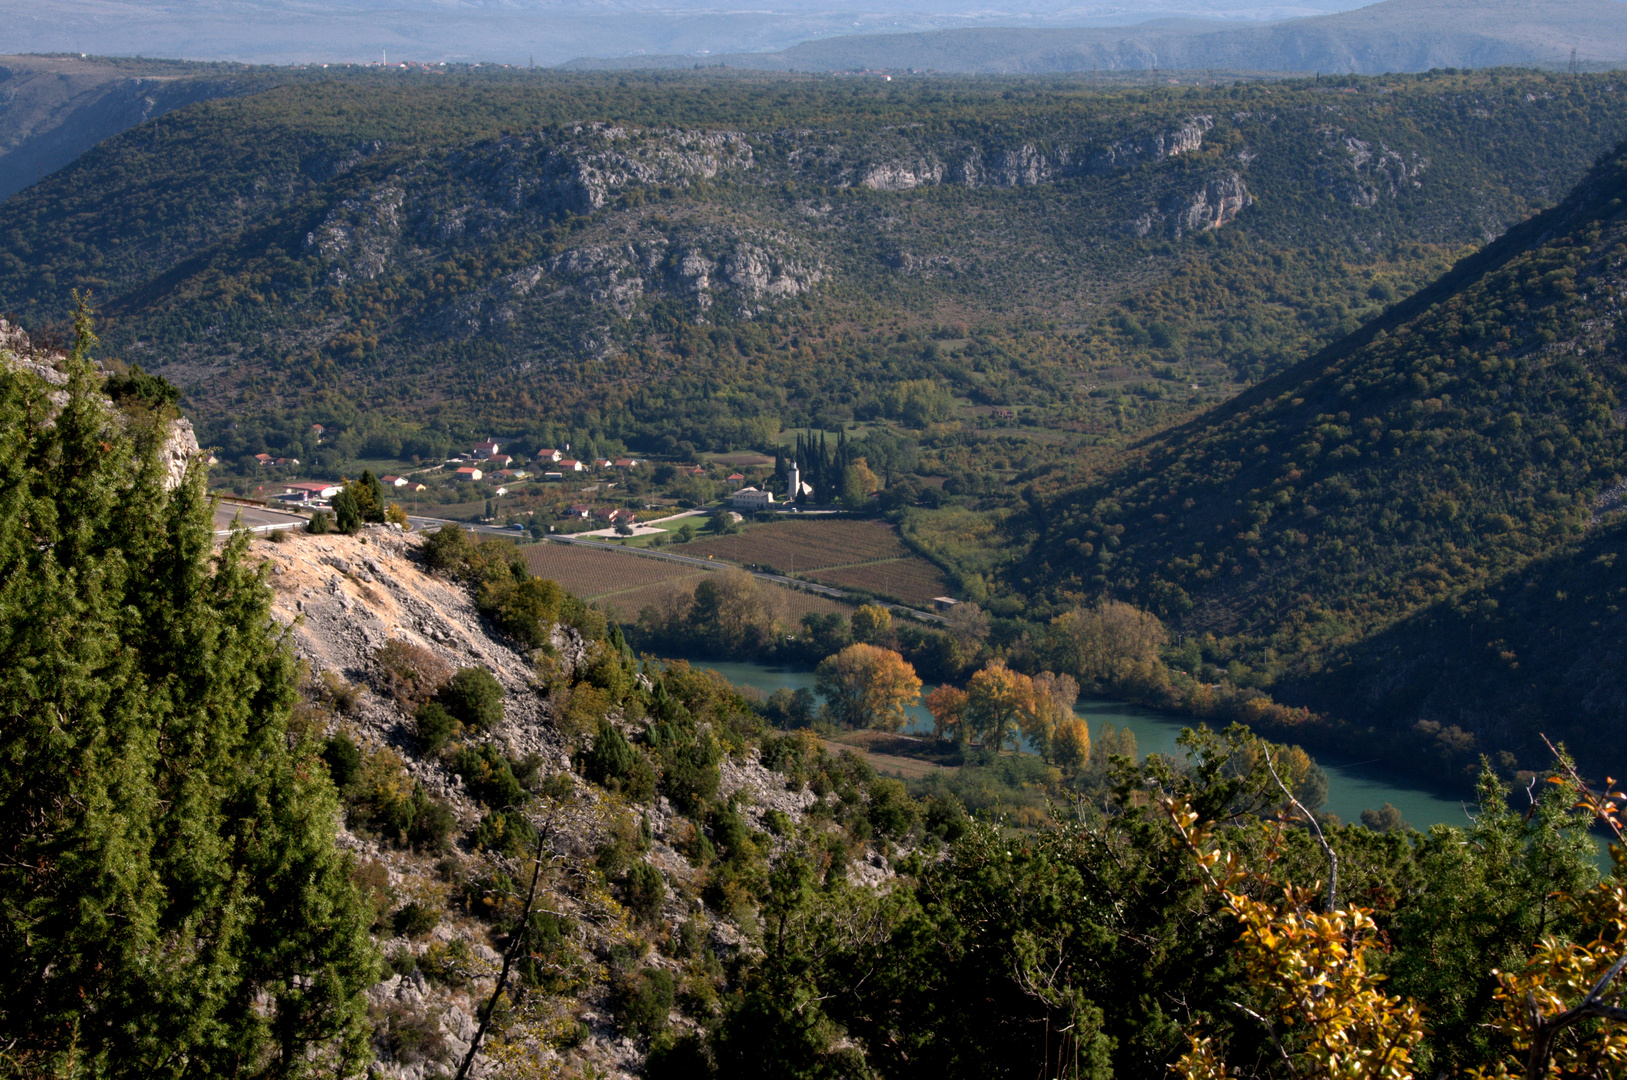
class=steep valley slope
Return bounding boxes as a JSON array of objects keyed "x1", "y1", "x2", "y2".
[{"x1": 1013, "y1": 139, "x2": 1627, "y2": 780}]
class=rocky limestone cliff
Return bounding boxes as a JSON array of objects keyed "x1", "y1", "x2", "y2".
[
  {"x1": 0, "y1": 318, "x2": 201, "y2": 489},
  {"x1": 251, "y1": 525, "x2": 884, "y2": 1078}
]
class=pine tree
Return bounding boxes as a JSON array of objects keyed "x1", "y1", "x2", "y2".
[{"x1": 0, "y1": 305, "x2": 379, "y2": 1077}]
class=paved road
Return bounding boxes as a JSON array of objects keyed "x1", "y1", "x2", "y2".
[
  {"x1": 405, "y1": 514, "x2": 948, "y2": 624},
  {"x1": 213, "y1": 501, "x2": 310, "y2": 536}
]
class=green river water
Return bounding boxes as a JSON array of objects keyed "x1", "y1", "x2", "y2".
[{"x1": 697, "y1": 660, "x2": 1473, "y2": 831}]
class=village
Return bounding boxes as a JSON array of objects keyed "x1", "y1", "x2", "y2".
[{"x1": 237, "y1": 429, "x2": 837, "y2": 536}]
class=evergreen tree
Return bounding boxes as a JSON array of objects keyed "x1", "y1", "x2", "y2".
[{"x1": 0, "y1": 306, "x2": 379, "y2": 1077}]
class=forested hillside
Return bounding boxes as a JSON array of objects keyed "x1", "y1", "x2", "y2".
[
  {"x1": 1, "y1": 68, "x2": 1623, "y2": 468},
  {"x1": 1014, "y1": 138, "x2": 1627, "y2": 776}
]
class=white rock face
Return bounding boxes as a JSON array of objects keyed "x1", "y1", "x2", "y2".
[{"x1": 1, "y1": 319, "x2": 203, "y2": 491}]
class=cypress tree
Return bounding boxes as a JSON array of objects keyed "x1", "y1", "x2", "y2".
[{"x1": 0, "y1": 307, "x2": 379, "y2": 1077}]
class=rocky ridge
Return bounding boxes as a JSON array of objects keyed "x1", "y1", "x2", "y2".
[
  {"x1": 0, "y1": 317, "x2": 202, "y2": 489},
  {"x1": 250, "y1": 524, "x2": 888, "y2": 1078}
]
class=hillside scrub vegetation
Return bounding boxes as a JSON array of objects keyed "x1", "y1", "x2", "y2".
[{"x1": 1011, "y1": 137, "x2": 1627, "y2": 782}]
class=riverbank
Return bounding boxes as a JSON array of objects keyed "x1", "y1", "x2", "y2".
[{"x1": 697, "y1": 659, "x2": 1474, "y2": 831}]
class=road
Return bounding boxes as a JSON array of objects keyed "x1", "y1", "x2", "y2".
[
  {"x1": 406, "y1": 514, "x2": 947, "y2": 624},
  {"x1": 212, "y1": 501, "x2": 310, "y2": 536}
]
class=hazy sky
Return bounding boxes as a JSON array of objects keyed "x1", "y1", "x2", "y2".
[{"x1": 0, "y1": 0, "x2": 1378, "y2": 65}]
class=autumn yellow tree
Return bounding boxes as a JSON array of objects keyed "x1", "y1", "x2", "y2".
[
  {"x1": 815, "y1": 644, "x2": 922, "y2": 731},
  {"x1": 1048, "y1": 601, "x2": 1167, "y2": 685},
  {"x1": 963, "y1": 661, "x2": 1036, "y2": 753},
  {"x1": 1024, "y1": 671, "x2": 1080, "y2": 762},
  {"x1": 850, "y1": 603, "x2": 893, "y2": 645},
  {"x1": 925, "y1": 684, "x2": 968, "y2": 743},
  {"x1": 1050, "y1": 717, "x2": 1092, "y2": 775}
]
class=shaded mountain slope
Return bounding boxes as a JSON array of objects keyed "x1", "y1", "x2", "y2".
[
  {"x1": 566, "y1": 0, "x2": 1627, "y2": 74},
  {"x1": 1014, "y1": 140, "x2": 1627, "y2": 768}
]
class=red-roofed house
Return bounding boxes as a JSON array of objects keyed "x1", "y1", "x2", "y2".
[
  {"x1": 253, "y1": 453, "x2": 275, "y2": 465},
  {"x1": 613, "y1": 458, "x2": 639, "y2": 469},
  {"x1": 473, "y1": 439, "x2": 501, "y2": 457},
  {"x1": 536, "y1": 448, "x2": 562, "y2": 463},
  {"x1": 381, "y1": 475, "x2": 409, "y2": 487},
  {"x1": 283, "y1": 481, "x2": 343, "y2": 500},
  {"x1": 275, "y1": 457, "x2": 300, "y2": 467},
  {"x1": 558, "y1": 459, "x2": 585, "y2": 472},
  {"x1": 727, "y1": 473, "x2": 746, "y2": 488},
  {"x1": 454, "y1": 466, "x2": 483, "y2": 481},
  {"x1": 486, "y1": 454, "x2": 514, "y2": 468}
]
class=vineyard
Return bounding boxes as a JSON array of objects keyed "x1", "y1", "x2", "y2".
[
  {"x1": 804, "y1": 558, "x2": 950, "y2": 608},
  {"x1": 521, "y1": 543, "x2": 698, "y2": 600},
  {"x1": 682, "y1": 519, "x2": 910, "y2": 571},
  {"x1": 521, "y1": 541, "x2": 851, "y2": 624}
]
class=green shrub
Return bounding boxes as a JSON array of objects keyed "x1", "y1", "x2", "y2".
[
  {"x1": 868, "y1": 776, "x2": 920, "y2": 838},
  {"x1": 624, "y1": 861, "x2": 666, "y2": 925},
  {"x1": 437, "y1": 667, "x2": 505, "y2": 730},
  {"x1": 472, "y1": 809, "x2": 535, "y2": 857},
  {"x1": 581, "y1": 719, "x2": 657, "y2": 801},
  {"x1": 450, "y1": 743, "x2": 527, "y2": 809},
  {"x1": 392, "y1": 902, "x2": 440, "y2": 939},
  {"x1": 322, "y1": 733, "x2": 362, "y2": 789},
  {"x1": 414, "y1": 701, "x2": 459, "y2": 754},
  {"x1": 616, "y1": 967, "x2": 676, "y2": 1037}
]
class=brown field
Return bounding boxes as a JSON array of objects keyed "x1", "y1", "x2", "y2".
[
  {"x1": 682, "y1": 518, "x2": 908, "y2": 571},
  {"x1": 805, "y1": 557, "x2": 950, "y2": 607},
  {"x1": 521, "y1": 544, "x2": 698, "y2": 599},
  {"x1": 521, "y1": 542, "x2": 850, "y2": 624}
]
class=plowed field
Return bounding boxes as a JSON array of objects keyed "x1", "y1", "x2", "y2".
[
  {"x1": 682, "y1": 518, "x2": 906, "y2": 571},
  {"x1": 521, "y1": 543, "x2": 850, "y2": 623},
  {"x1": 521, "y1": 544, "x2": 697, "y2": 599}
]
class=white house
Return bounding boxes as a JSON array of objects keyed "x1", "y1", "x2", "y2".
[
  {"x1": 731, "y1": 486, "x2": 775, "y2": 510},
  {"x1": 380, "y1": 475, "x2": 409, "y2": 487},
  {"x1": 536, "y1": 448, "x2": 562, "y2": 462},
  {"x1": 282, "y1": 481, "x2": 343, "y2": 500},
  {"x1": 454, "y1": 466, "x2": 484, "y2": 481},
  {"x1": 473, "y1": 439, "x2": 501, "y2": 458},
  {"x1": 558, "y1": 459, "x2": 585, "y2": 473}
]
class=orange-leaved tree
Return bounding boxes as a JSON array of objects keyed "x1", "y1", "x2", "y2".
[{"x1": 814, "y1": 643, "x2": 921, "y2": 731}]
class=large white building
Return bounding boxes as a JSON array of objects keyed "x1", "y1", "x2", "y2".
[{"x1": 731, "y1": 486, "x2": 775, "y2": 510}]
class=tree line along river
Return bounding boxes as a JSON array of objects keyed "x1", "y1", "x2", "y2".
[{"x1": 698, "y1": 659, "x2": 1472, "y2": 831}]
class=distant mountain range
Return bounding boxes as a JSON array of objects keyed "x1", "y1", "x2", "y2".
[
  {"x1": 565, "y1": 0, "x2": 1627, "y2": 72},
  {"x1": 0, "y1": 0, "x2": 1366, "y2": 68}
]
